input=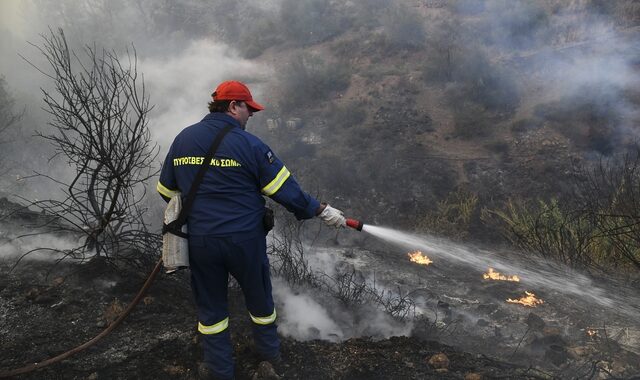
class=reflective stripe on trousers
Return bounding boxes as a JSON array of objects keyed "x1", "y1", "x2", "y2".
[
  {"x1": 249, "y1": 308, "x2": 276, "y2": 325},
  {"x1": 198, "y1": 317, "x2": 229, "y2": 334}
]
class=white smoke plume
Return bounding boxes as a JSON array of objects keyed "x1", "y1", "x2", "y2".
[
  {"x1": 0, "y1": 231, "x2": 92, "y2": 262},
  {"x1": 139, "y1": 40, "x2": 271, "y2": 149},
  {"x1": 271, "y1": 244, "x2": 414, "y2": 342}
]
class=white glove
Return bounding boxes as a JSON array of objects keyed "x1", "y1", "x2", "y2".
[{"x1": 318, "y1": 204, "x2": 346, "y2": 228}]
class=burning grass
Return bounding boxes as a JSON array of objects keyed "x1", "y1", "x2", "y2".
[
  {"x1": 506, "y1": 291, "x2": 544, "y2": 307},
  {"x1": 483, "y1": 267, "x2": 520, "y2": 282},
  {"x1": 408, "y1": 251, "x2": 433, "y2": 265}
]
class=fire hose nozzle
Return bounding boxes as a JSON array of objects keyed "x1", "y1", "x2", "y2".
[{"x1": 345, "y1": 218, "x2": 363, "y2": 231}]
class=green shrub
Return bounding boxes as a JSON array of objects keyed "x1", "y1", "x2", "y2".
[
  {"x1": 484, "y1": 1, "x2": 550, "y2": 49},
  {"x1": 238, "y1": 18, "x2": 282, "y2": 58},
  {"x1": 326, "y1": 102, "x2": 367, "y2": 130},
  {"x1": 450, "y1": 100, "x2": 493, "y2": 139},
  {"x1": 533, "y1": 87, "x2": 621, "y2": 155},
  {"x1": 510, "y1": 118, "x2": 542, "y2": 134},
  {"x1": 276, "y1": 53, "x2": 351, "y2": 110},
  {"x1": 380, "y1": 3, "x2": 426, "y2": 50},
  {"x1": 448, "y1": 0, "x2": 485, "y2": 15},
  {"x1": 279, "y1": 0, "x2": 351, "y2": 45},
  {"x1": 483, "y1": 198, "x2": 600, "y2": 268},
  {"x1": 416, "y1": 188, "x2": 479, "y2": 239},
  {"x1": 451, "y1": 48, "x2": 520, "y2": 114}
]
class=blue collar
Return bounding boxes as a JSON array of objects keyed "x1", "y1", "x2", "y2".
[{"x1": 203, "y1": 112, "x2": 242, "y2": 129}]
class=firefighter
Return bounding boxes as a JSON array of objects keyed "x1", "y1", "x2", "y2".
[{"x1": 157, "y1": 80, "x2": 345, "y2": 380}]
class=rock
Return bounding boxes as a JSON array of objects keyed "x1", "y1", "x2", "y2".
[
  {"x1": 476, "y1": 318, "x2": 489, "y2": 327},
  {"x1": 542, "y1": 326, "x2": 562, "y2": 336},
  {"x1": 597, "y1": 361, "x2": 613, "y2": 379},
  {"x1": 163, "y1": 365, "x2": 186, "y2": 375},
  {"x1": 544, "y1": 344, "x2": 568, "y2": 366},
  {"x1": 465, "y1": 373, "x2": 483, "y2": 380},
  {"x1": 142, "y1": 296, "x2": 154, "y2": 305},
  {"x1": 25, "y1": 287, "x2": 41, "y2": 300},
  {"x1": 252, "y1": 361, "x2": 280, "y2": 380},
  {"x1": 525, "y1": 313, "x2": 545, "y2": 331},
  {"x1": 103, "y1": 298, "x2": 124, "y2": 325},
  {"x1": 427, "y1": 353, "x2": 449, "y2": 370},
  {"x1": 567, "y1": 345, "x2": 593, "y2": 359},
  {"x1": 476, "y1": 303, "x2": 498, "y2": 314},
  {"x1": 34, "y1": 294, "x2": 55, "y2": 304},
  {"x1": 530, "y1": 333, "x2": 566, "y2": 353},
  {"x1": 307, "y1": 326, "x2": 320, "y2": 339},
  {"x1": 599, "y1": 338, "x2": 622, "y2": 354},
  {"x1": 51, "y1": 277, "x2": 65, "y2": 287},
  {"x1": 286, "y1": 118, "x2": 302, "y2": 130}
]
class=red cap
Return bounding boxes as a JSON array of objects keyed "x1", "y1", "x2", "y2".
[{"x1": 212, "y1": 80, "x2": 265, "y2": 112}]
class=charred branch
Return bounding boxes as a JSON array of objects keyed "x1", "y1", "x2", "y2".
[{"x1": 15, "y1": 28, "x2": 160, "y2": 268}]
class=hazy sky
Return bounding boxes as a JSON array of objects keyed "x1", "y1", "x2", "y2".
[{"x1": 0, "y1": 1, "x2": 25, "y2": 37}]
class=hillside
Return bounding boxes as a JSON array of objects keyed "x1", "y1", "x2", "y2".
[
  {"x1": 245, "y1": 0, "x2": 640, "y2": 234},
  {"x1": 1, "y1": 1, "x2": 640, "y2": 379}
]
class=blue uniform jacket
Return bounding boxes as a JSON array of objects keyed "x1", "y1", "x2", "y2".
[{"x1": 157, "y1": 113, "x2": 320, "y2": 236}]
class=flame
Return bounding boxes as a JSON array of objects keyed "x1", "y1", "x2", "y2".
[
  {"x1": 483, "y1": 267, "x2": 520, "y2": 282},
  {"x1": 587, "y1": 328, "x2": 598, "y2": 337},
  {"x1": 408, "y1": 251, "x2": 433, "y2": 265},
  {"x1": 506, "y1": 291, "x2": 544, "y2": 307}
]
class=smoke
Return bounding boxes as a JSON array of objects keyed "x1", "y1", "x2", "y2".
[
  {"x1": 273, "y1": 276, "x2": 414, "y2": 342},
  {"x1": 271, "y1": 244, "x2": 414, "y2": 342},
  {"x1": 0, "y1": 230, "x2": 92, "y2": 262},
  {"x1": 139, "y1": 40, "x2": 271, "y2": 149},
  {"x1": 272, "y1": 278, "x2": 344, "y2": 341},
  {"x1": 430, "y1": 0, "x2": 640, "y2": 154},
  {"x1": 0, "y1": 0, "x2": 272, "y2": 201}
]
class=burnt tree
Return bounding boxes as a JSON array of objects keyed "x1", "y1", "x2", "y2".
[
  {"x1": 0, "y1": 76, "x2": 23, "y2": 174},
  {"x1": 0, "y1": 77, "x2": 21, "y2": 142},
  {"x1": 19, "y1": 28, "x2": 159, "y2": 267}
]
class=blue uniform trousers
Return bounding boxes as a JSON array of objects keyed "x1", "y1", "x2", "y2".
[{"x1": 189, "y1": 233, "x2": 280, "y2": 380}]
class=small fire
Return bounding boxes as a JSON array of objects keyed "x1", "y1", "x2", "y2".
[
  {"x1": 506, "y1": 291, "x2": 544, "y2": 307},
  {"x1": 483, "y1": 267, "x2": 520, "y2": 282},
  {"x1": 408, "y1": 251, "x2": 433, "y2": 265},
  {"x1": 586, "y1": 328, "x2": 598, "y2": 337}
]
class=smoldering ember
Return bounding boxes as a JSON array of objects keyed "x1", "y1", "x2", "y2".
[{"x1": 1, "y1": 1, "x2": 640, "y2": 379}]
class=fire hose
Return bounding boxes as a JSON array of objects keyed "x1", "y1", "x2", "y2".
[{"x1": 0, "y1": 218, "x2": 365, "y2": 377}]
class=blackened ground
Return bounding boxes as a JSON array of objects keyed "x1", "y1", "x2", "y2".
[{"x1": 0, "y1": 259, "x2": 554, "y2": 380}]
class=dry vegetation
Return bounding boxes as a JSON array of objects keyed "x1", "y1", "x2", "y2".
[{"x1": 1, "y1": 1, "x2": 640, "y2": 378}]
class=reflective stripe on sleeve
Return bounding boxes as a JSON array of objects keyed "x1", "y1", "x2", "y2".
[
  {"x1": 261, "y1": 167, "x2": 290, "y2": 196},
  {"x1": 198, "y1": 318, "x2": 229, "y2": 335},
  {"x1": 157, "y1": 181, "x2": 179, "y2": 199},
  {"x1": 249, "y1": 309, "x2": 277, "y2": 325}
]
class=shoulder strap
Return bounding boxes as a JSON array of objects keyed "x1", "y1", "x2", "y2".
[
  {"x1": 163, "y1": 124, "x2": 234, "y2": 235},
  {"x1": 179, "y1": 123, "x2": 235, "y2": 222}
]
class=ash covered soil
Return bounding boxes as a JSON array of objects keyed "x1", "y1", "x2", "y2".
[{"x1": 0, "y1": 259, "x2": 549, "y2": 380}]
